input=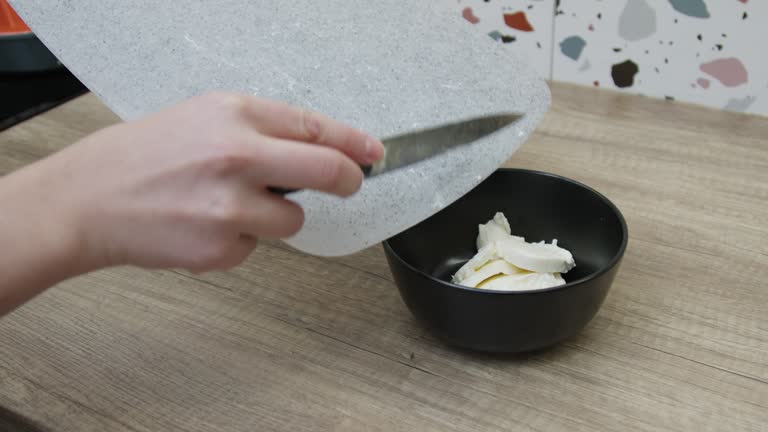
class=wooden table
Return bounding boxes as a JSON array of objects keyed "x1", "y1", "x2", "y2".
[{"x1": 1, "y1": 83, "x2": 766, "y2": 432}]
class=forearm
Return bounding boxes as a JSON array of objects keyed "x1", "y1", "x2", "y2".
[{"x1": 0, "y1": 161, "x2": 92, "y2": 315}]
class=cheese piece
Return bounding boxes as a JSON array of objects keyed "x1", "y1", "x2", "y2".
[
  {"x1": 496, "y1": 237, "x2": 575, "y2": 274},
  {"x1": 477, "y1": 272, "x2": 566, "y2": 291},
  {"x1": 453, "y1": 242, "x2": 498, "y2": 283},
  {"x1": 451, "y1": 212, "x2": 576, "y2": 292},
  {"x1": 455, "y1": 259, "x2": 526, "y2": 288},
  {"x1": 476, "y1": 212, "x2": 524, "y2": 250}
]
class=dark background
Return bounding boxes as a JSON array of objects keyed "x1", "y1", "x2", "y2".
[{"x1": 0, "y1": 67, "x2": 87, "y2": 131}]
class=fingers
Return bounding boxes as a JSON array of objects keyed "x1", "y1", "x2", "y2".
[
  {"x1": 238, "y1": 191, "x2": 305, "y2": 239},
  {"x1": 195, "y1": 235, "x2": 259, "y2": 273},
  {"x1": 250, "y1": 136, "x2": 364, "y2": 197},
  {"x1": 243, "y1": 97, "x2": 384, "y2": 165},
  {"x1": 186, "y1": 194, "x2": 302, "y2": 273}
]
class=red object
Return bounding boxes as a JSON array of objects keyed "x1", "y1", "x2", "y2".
[
  {"x1": 462, "y1": 7, "x2": 480, "y2": 24},
  {"x1": 503, "y1": 12, "x2": 534, "y2": 32},
  {"x1": 0, "y1": 0, "x2": 30, "y2": 34}
]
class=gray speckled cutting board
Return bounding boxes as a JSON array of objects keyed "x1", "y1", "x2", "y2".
[{"x1": 12, "y1": 0, "x2": 550, "y2": 256}]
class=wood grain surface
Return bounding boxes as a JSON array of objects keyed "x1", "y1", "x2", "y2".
[{"x1": 0, "y1": 83, "x2": 766, "y2": 432}]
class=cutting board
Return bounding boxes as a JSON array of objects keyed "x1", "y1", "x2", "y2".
[{"x1": 11, "y1": 0, "x2": 550, "y2": 256}]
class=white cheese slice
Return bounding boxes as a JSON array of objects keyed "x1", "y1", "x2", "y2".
[
  {"x1": 452, "y1": 212, "x2": 575, "y2": 292},
  {"x1": 477, "y1": 272, "x2": 566, "y2": 291},
  {"x1": 476, "y1": 212, "x2": 524, "y2": 250},
  {"x1": 455, "y1": 259, "x2": 526, "y2": 288},
  {"x1": 496, "y1": 237, "x2": 576, "y2": 274},
  {"x1": 453, "y1": 243, "x2": 498, "y2": 283}
]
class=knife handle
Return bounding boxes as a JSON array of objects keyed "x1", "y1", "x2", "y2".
[
  {"x1": 268, "y1": 165, "x2": 373, "y2": 196},
  {"x1": 267, "y1": 186, "x2": 299, "y2": 195}
]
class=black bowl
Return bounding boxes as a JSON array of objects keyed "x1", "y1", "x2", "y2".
[{"x1": 383, "y1": 169, "x2": 628, "y2": 352}]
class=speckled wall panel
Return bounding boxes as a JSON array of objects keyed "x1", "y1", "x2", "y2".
[
  {"x1": 11, "y1": 1, "x2": 550, "y2": 256},
  {"x1": 456, "y1": 0, "x2": 556, "y2": 79},
  {"x1": 553, "y1": 0, "x2": 768, "y2": 114}
]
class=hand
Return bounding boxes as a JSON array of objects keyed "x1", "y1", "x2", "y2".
[{"x1": 7, "y1": 92, "x2": 383, "y2": 275}]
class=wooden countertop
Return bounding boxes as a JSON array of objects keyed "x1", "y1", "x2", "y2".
[{"x1": 1, "y1": 83, "x2": 766, "y2": 432}]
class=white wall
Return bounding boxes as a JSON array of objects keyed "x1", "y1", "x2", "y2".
[{"x1": 457, "y1": 0, "x2": 767, "y2": 115}]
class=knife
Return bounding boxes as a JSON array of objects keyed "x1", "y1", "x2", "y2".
[{"x1": 269, "y1": 112, "x2": 524, "y2": 195}]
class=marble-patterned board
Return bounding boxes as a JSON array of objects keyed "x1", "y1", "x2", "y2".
[
  {"x1": 456, "y1": 0, "x2": 555, "y2": 79},
  {"x1": 553, "y1": 0, "x2": 768, "y2": 114},
  {"x1": 11, "y1": 0, "x2": 550, "y2": 256}
]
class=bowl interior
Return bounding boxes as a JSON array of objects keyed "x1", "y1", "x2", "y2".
[{"x1": 387, "y1": 169, "x2": 627, "y2": 288}]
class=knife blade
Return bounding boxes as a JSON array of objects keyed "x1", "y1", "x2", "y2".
[{"x1": 269, "y1": 112, "x2": 524, "y2": 195}]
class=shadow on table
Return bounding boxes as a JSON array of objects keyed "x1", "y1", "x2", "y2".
[
  {"x1": 0, "y1": 406, "x2": 50, "y2": 432},
  {"x1": 448, "y1": 343, "x2": 569, "y2": 363},
  {"x1": 437, "y1": 328, "x2": 599, "y2": 364}
]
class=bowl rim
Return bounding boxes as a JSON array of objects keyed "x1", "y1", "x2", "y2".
[{"x1": 382, "y1": 168, "x2": 629, "y2": 295}]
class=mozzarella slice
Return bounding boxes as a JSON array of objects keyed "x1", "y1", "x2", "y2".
[
  {"x1": 476, "y1": 212, "x2": 524, "y2": 250},
  {"x1": 455, "y1": 259, "x2": 526, "y2": 288},
  {"x1": 451, "y1": 211, "x2": 575, "y2": 292},
  {"x1": 453, "y1": 242, "x2": 498, "y2": 283},
  {"x1": 496, "y1": 237, "x2": 575, "y2": 274},
  {"x1": 477, "y1": 272, "x2": 566, "y2": 291}
]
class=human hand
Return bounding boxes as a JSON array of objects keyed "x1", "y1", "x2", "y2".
[{"x1": 14, "y1": 92, "x2": 383, "y2": 274}]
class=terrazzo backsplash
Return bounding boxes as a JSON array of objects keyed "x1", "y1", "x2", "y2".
[{"x1": 458, "y1": 0, "x2": 767, "y2": 115}]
